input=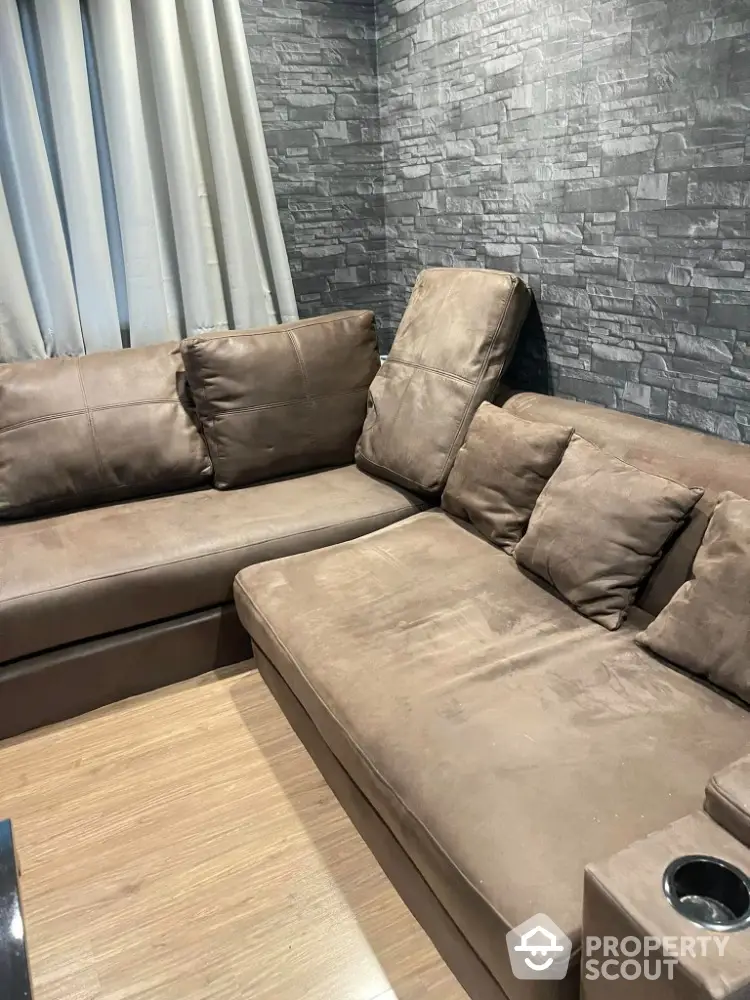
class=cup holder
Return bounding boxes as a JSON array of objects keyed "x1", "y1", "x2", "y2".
[{"x1": 663, "y1": 855, "x2": 750, "y2": 932}]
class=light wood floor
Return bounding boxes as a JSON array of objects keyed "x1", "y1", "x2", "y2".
[{"x1": 0, "y1": 664, "x2": 467, "y2": 1000}]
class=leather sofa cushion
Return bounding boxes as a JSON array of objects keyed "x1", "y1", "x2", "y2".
[
  {"x1": 356, "y1": 268, "x2": 530, "y2": 497},
  {"x1": 498, "y1": 389, "x2": 750, "y2": 617},
  {"x1": 0, "y1": 465, "x2": 424, "y2": 662},
  {"x1": 514, "y1": 436, "x2": 703, "y2": 629},
  {"x1": 0, "y1": 343, "x2": 212, "y2": 520},
  {"x1": 442, "y1": 402, "x2": 572, "y2": 552},
  {"x1": 233, "y1": 511, "x2": 750, "y2": 1000},
  {"x1": 638, "y1": 492, "x2": 750, "y2": 703},
  {"x1": 181, "y1": 311, "x2": 379, "y2": 489}
]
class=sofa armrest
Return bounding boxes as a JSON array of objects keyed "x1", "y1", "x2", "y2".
[
  {"x1": 705, "y1": 753, "x2": 750, "y2": 849},
  {"x1": 581, "y1": 811, "x2": 750, "y2": 999}
]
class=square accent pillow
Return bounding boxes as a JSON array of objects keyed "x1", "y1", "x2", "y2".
[
  {"x1": 513, "y1": 436, "x2": 704, "y2": 629},
  {"x1": 637, "y1": 492, "x2": 750, "y2": 702},
  {"x1": 182, "y1": 311, "x2": 379, "y2": 489},
  {"x1": 441, "y1": 403, "x2": 573, "y2": 552}
]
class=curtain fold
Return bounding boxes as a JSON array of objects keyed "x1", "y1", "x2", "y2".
[
  {"x1": 0, "y1": 0, "x2": 84, "y2": 357},
  {"x1": 216, "y1": 0, "x2": 298, "y2": 323},
  {"x1": 86, "y1": 0, "x2": 182, "y2": 347},
  {"x1": 35, "y1": 0, "x2": 123, "y2": 352},
  {"x1": 0, "y1": 0, "x2": 296, "y2": 361}
]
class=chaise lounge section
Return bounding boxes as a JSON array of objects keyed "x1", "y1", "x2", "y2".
[{"x1": 234, "y1": 392, "x2": 750, "y2": 997}]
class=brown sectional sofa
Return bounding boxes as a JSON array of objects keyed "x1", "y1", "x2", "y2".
[
  {"x1": 0, "y1": 269, "x2": 527, "y2": 738},
  {"x1": 0, "y1": 315, "x2": 430, "y2": 737},
  {"x1": 3, "y1": 266, "x2": 750, "y2": 999},
  {"x1": 234, "y1": 390, "x2": 750, "y2": 1000},
  {"x1": 233, "y1": 395, "x2": 750, "y2": 992}
]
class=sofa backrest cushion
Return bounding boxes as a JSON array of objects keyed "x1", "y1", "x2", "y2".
[
  {"x1": 636, "y1": 492, "x2": 750, "y2": 703},
  {"x1": 498, "y1": 389, "x2": 750, "y2": 616},
  {"x1": 0, "y1": 343, "x2": 212, "y2": 520},
  {"x1": 181, "y1": 311, "x2": 379, "y2": 489},
  {"x1": 355, "y1": 268, "x2": 531, "y2": 497},
  {"x1": 441, "y1": 402, "x2": 573, "y2": 552}
]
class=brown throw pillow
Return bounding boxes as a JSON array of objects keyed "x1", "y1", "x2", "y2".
[
  {"x1": 514, "y1": 436, "x2": 704, "y2": 629},
  {"x1": 637, "y1": 492, "x2": 750, "y2": 701},
  {"x1": 0, "y1": 343, "x2": 212, "y2": 520},
  {"x1": 181, "y1": 311, "x2": 379, "y2": 489},
  {"x1": 441, "y1": 403, "x2": 573, "y2": 552},
  {"x1": 356, "y1": 268, "x2": 531, "y2": 497}
]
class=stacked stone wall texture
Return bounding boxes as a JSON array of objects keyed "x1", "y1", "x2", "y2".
[
  {"x1": 242, "y1": 0, "x2": 389, "y2": 340},
  {"x1": 244, "y1": 0, "x2": 750, "y2": 440}
]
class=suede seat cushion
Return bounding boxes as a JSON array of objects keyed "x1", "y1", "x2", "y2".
[
  {"x1": 356, "y1": 268, "x2": 531, "y2": 496},
  {"x1": 233, "y1": 511, "x2": 750, "y2": 1000},
  {"x1": 182, "y1": 311, "x2": 379, "y2": 489},
  {"x1": 514, "y1": 436, "x2": 704, "y2": 629},
  {"x1": 0, "y1": 466, "x2": 424, "y2": 663},
  {"x1": 638, "y1": 492, "x2": 750, "y2": 703},
  {"x1": 0, "y1": 343, "x2": 211, "y2": 520},
  {"x1": 442, "y1": 402, "x2": 573, "y2": 551}
]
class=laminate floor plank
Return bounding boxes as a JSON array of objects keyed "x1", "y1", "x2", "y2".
[{"x1": 0, "y1": 664, "x2": 468, "y2": 1000}]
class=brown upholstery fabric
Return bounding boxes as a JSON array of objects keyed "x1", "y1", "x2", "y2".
[
  {"x1": 499, "y1": 389, "x2": 750, "y2": 616},
  {"x1": 181, "y1": 311, "x2": 379, "y2": 489},
  {"x1": 233, "y1": 511, "x2": 750, "y2": 1000},
  {"x1": 584, "y1": 812, "x2": 750, "y2": 1000},
  {"x1": 356, "y1": 268, "x2": 531, "y2": 496},
  {"x1": 0, "y1": 465, "x2": 423, "y2": 662},
  {"x1": 442, "y1": 402, "x2": 572, "y2": 552},
  {"x1": 0, "y1": 606, "x2": 252, "y2": 741},
  {"x1": 0, "y1": 343, "x2": 211, "y2": 520},
  {"x1": 638, "y1": 492, "x2": 750, "y2": 703},
  {"x1": 705, "y1": 753, "x2": 750, "y2": 851},
  {"x1": 514, "y1": 436, "x2": 703, "y2": 629},
  {"x1": 256, "y1": 649, "x2": 512, "y2": 1000}
]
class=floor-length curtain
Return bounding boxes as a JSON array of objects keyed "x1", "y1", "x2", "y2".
[{"x1": 0, "y1": 0, "x2": 298, "y2": 362}]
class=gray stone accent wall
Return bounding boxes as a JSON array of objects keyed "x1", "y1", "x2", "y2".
[
  {"x1": 377, "y1": 0, "x2": 750, "y2": 441},
  {"x1": 241, "y1": 0, "x2": 389, "y2": 340},
  {"x1": 244, "y1": 0, "x2": 750, "y2": 442}
]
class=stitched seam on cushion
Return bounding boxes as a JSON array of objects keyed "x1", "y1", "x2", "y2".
[
  {"x1": 237, "y1": 575, "x2": 530, "y2": 950},
  {"x1": 2, "y1": 399, "x2": 186, "y2": 435},
  {"x1": 87, "y1": 398, "x2": 176, "y2": 412},
  {"x1": 437, "y1": 277, "x2": 520, "y2": 483},
  {"x1": 3, "y1": 505, "x2": 419, "y2": 604},
  {"x1": 286, "y1": 328, "x2": 316, "y2": 450},
  {"x1": 76, "y1": 358, "x2": 106, "y2": 483},
  {"x1": 212, "y1": 387, "x2": 367, "y2": 418},
  {"x1": 378, "y1": 275, "x2": 423, "y2": 464},
  {"x1": 286, "y1": 328, "x2": 311, "y2": 399},
  {"x1": 1, "y1": 409, "x2": 87, "y2": 434},
  {"x1": 385, "y1": 357, "x2": 472, "y2": 386}
]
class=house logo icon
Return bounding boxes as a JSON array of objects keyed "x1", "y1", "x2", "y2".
[{"x1": 506, "y1": 913, "x2": 573, "y2": 980}]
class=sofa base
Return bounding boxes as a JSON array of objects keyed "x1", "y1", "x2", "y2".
[
  {"x1": 0, "y1": 605, "x2": 253, "y2": 742},
  {"x1": 255, "y1": 644, "x2": 508, "y2": 1000}
]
